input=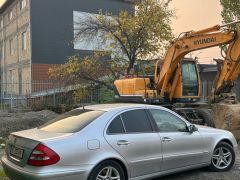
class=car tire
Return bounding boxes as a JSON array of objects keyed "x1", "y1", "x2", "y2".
[
  {"x1": 209, "y1": 142, "x2": 235, "y2": 171},
  {"x1": 88, "y1": 160, "x2": 126, "y2": 180}
]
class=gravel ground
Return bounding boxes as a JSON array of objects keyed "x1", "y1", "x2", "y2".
[
  {"x1": 0, "y1": 147, "x2": 239, "y2": 180},
  {"x1": 0, "y1": 110, "x2": 58, "y2": 138}
]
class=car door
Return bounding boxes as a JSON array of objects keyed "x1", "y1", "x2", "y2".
[
  {"x1": 148, "y1": 108, "x2": 204, "y2": 171},
  {"x1": 104, "y1": 108, "x2": 162, "y2": 178}
]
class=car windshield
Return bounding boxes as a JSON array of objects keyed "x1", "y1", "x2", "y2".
[{"x1": 40, "y1": 109, "x2": 105, "y2": 133}]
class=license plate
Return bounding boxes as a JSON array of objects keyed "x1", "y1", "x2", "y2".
[{"x1": 10, "y1": 146, "x2": 24, "y2": 159}]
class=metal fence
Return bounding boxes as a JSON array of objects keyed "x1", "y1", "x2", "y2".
[
  {"x1": 0, "y1": 81, "x2": 105, "y2": 112},
  {"x1": 1, "y1": 79, "x2": 239, "y2": 112}
]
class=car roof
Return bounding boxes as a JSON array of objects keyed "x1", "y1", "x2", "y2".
[{"x1": 78, "y1": 103, "x2": 163, "y2": 112}]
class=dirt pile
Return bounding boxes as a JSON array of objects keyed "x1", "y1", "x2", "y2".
[
  {"x1": 0, "y1": 110, "x2": 58, "y2": 138},
  {"x1": 212, "y1": 104, "x2": 240, "y2": 141}
]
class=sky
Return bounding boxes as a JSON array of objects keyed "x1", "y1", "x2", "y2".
[{"x1": 170, "y1": 0, "x2": 223, "y2": 64}]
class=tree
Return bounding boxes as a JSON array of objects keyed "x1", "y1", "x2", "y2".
[
  {"x1": 49, "y1": 0, "x2": 174, "y2": 102},
  {"x1": 48, "y1": 52, "x2": 125, "y2": 90},
  {"x1": 220, "y1": 0, "x2": 240, "y2": 23},
  {"x1": 74, "y1": 0, "x2": 173, "y2": 73},
  {"x1": 49, "y1": 52, "x2": 126, "y2": 102}
]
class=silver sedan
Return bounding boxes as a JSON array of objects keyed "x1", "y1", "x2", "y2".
[{"x1": 1, "y1": 104, "x2": 238, "y2": 180}]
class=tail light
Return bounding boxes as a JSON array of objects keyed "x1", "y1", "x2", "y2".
[{"x1": 28, "y1": 144, "x2": 60, "y2": 166}]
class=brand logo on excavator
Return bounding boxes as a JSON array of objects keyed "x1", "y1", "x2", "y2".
[{"x1": 194, "y1": 37, "x2": 217, "y2": 45}]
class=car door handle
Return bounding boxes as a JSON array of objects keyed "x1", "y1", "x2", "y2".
[
  {"x1": 162, "y1": 137, "x2": 172, "y2": 142},
  {"x1": 117, "y1": 140, "x2": 130, "y2": 146}
]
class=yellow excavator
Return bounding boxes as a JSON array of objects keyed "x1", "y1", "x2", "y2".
[{"x1": 114, "y1": 21, "x2": 240, "y2": 140}]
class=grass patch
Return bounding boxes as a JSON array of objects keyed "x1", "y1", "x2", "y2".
[{"x1": 0, "y1": 170, "x2": 6, "y2": 177}]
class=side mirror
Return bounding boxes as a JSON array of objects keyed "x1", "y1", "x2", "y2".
[{"x1": 188, "y1": 124, "x2": 197, "y2": 133}]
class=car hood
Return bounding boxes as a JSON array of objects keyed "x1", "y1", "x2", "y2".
[{"x1": 12, "y1": 128, "x2": 73, "y2": 142}]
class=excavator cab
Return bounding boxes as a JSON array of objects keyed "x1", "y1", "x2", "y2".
[
  {"x1": 164, "y1": 58, "x2": 200, "y2": 103},
  {"x1": 114, "y1": 58, "x2": 200, "y2": 104},
  {"x1": 181, "y1": 60, "x2": 199, "y2": 97}
]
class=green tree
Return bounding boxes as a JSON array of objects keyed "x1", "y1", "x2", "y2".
[
  {"x1": 74, "y1": 0, "x2": 173, "y2": 73},
  {"x1": 49, "y1": 52, "x2": 123, "y2": 102},
  {"x1": 48, "y1": 52, "x2": 124, "y2": 90},
  {"x1": 49, "y1": 0, "x2": 174, "y2": 102},
  {"x1": 220, "y1": 0, "x2": 240, "y2": 23}
]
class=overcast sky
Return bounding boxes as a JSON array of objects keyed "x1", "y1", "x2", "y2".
[{"x1": 170, "y1": 0, "x2": 223, "y2": 64}]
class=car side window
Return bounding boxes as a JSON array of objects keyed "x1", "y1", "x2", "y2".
[
  {"x1": 121, "y1": 109, "x2": 153, "y2": 133},
  {"x1": 149, "y1": 109, "x2": 188, "y2": 132},
  {"x1": 107, "y1": 116, "x2": 125, "y2": 134}
]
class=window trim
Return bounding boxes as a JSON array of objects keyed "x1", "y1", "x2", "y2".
[
  {"x1": 147, "y1": 108, "x2": 189, "y2": 133},
  {"x1": 119, "y1": 115, "x2": 127, "y2": 133}
]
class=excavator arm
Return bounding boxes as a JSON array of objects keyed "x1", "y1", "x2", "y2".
[
  {"x1": 155, "y1": 24, "x2": 238, "y2": 101},
  {"x1": 212, "y1": 27, "x2": 240, "y2": 103}
]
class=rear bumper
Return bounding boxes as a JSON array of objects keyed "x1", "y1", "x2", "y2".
[{"x1": 1, "y1": 156, "x2": 91, "y2": 180}]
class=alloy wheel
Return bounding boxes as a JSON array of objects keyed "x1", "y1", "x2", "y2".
[
  {"x1": 96, "y1": 166, "x2": 121, "y2": 180},
  {"x1": 212, "y1": 146, "x2": 232, "y2": 170}
]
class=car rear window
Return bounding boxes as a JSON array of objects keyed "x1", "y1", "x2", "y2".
[{"x1": 40, "y1": 109, "x2": 105, "y2": 133}]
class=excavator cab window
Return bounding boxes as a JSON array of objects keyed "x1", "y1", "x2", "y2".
[
  {"x1": 156, "y1": 66, "x2": 160, "y2": 76},
  {"x1": 181, "y1": 61, "x2": 199, "y2": 96}
]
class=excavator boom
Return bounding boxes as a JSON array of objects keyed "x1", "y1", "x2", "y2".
[
  {"x1": 212, "y1": 27, "x2": 240, "y2": 102},
  {"x1": 115, "y1": 22, "x2": 240, "y2": 103}
]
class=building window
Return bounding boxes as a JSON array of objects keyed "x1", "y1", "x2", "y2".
[
  {"x1": 0, "y1": 44, "x2": 4, "y2": 63},
  {"x1": 0, "y1": 19, "x2": 3, "y2": 29},
  {"x1": 8, "y1": 11, "x2": 13, "y2": 21},
  {"x1": 1, "y1": 44, "x2": 5, "y2": 60},
  {"x1": 9, "y1": 69, "x2": 15, "y2": 83},
  {"x1": 0, "y1": 44, "x2": 3, "y2": 61},
  {"x1": 22, "y1": 31, "x2": 27, "y2": 50},
  {"x1": 18, "y1": 69, "x2": 22, "y2": 95},
  {"x1": 20, "y1": 0, "x2": 27, "y2": 10},
  {"x1": 10, "y1": 39, "x2": 13, "y2": 56}
]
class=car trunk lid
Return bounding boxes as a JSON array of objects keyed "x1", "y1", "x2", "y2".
[{"x1": 6, "y1": 128, "x2": 72, "y2": 167}]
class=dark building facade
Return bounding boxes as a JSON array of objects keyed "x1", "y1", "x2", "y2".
[{"x1": 0, "y1": 0, "x2": 132, "y2": 95}]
